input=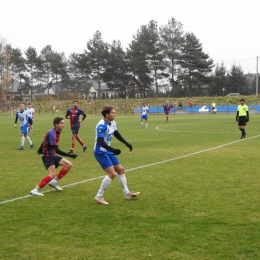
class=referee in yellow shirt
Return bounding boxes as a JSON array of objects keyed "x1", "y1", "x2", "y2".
[{"x1": 236, "y1": 98, "x2": 249, "y2": 139}]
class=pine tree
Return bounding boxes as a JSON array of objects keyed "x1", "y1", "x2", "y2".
[{"x1": 179, "y1": 33, "x2": 214, "y2": 96}]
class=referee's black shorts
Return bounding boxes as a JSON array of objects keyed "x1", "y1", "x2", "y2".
[{"x1": 238, "y1": 116, "x2": 247, "y2": 126}]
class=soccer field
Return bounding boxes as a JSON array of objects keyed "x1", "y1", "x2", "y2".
[{"x1": 1, "y1": 113, "x2": 260, "y2": 259}]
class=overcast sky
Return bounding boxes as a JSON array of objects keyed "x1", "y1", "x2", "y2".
[{"x1": 1, "y1": 0, "x2": 259, "y2": 74}]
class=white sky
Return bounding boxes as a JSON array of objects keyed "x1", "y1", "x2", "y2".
[{"x1": 1, "y1": 0, "x2": 259, "y2": 74}]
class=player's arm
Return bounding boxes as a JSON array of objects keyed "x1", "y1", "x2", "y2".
[
  {"x1": 65, "y1": 109, "x2": 70, "y2": 119},
  {"x1": 114, "y1": 130, "x2": 132, "y2": 151},
  {"x1": 53, "y1": 145, "x2": 78, "y2": 159},
  {"x1": 14, "y1": 114, "x2": 18, "y2": 127},
  {"x1": 97, "y1": 137, "x2": 121, "y2": 155},
  {"x1": 79, "y1": 112, "x2": 87, "y2": 123},
  {"x1": 246, "y1": 111, "x2": 249, "y2": 121},
  {"x1": 82, "y1": 113, "x2": 87, "y2": 121},
  {"x1": 37, "y1": 143, "x2": 43, "y2": 154},
  {"x1": 236, "y1": 111, "x2": 239, "y2": 121}
]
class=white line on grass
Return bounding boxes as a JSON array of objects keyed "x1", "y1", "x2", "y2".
[{"x1": 1, "y1": 135, "x2": 259, "y2": 205}]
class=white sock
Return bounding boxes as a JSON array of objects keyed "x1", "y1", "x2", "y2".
[
  {"x1": 97, "y1": 176, "x2": 112, "y2": 197},
  {"x1": 21, "y1": 136, "x2": 25, "y2": 146},
  {"x1": 146, "y1": 123, "x2": 148, "y2": 128},
  {"x1": 26, "y1": 136, "x2": 32, "y2": 145},
  {"x1": 117, "y1": 174, "x2": 129, "y2": 195}
]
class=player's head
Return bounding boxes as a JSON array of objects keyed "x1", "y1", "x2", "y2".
[
  {"x1": 72, "y1": 101, "x2": 78, "y2": 108},
  {"x1": 19, "y1": 103, "x2": 25, "y2": 111},
  {"x1": 53, "y1": 117, "x2": 64, "y2": 126},
  {"x1": 27, "y1": 102, "x2": 32, "y2": 107},
  {"x1": 240, "y1": 99, "x2": 245, "y2": 104},
  {"x1": 101, "y1": 105, "x2": 115, "y2": 118}
]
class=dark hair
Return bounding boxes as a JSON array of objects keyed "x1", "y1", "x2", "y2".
[
  {"x1": 53, "y1": 117, "x2": 64, "y2": 126},
  {"x1": 73, "y1": 100, "x2": 78, "y2": 103},
  {"x1": 101, "y1": 105, "x2": 115, "y2": 117},
  {"x1": 240, "y1": 99, "x2": 245, "y2": 102}
]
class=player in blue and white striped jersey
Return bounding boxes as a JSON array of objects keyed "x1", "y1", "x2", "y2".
[
  {"x1": 93, "y1": 105, "x2": 140, "y2": 205},
  {"x1": 14, "y1": 103, "x2": 34, "y2": 150}
]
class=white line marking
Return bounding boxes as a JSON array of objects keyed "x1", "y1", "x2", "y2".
[{"x1": 1, "y1": 135, "x2": 259, "y2": 205}]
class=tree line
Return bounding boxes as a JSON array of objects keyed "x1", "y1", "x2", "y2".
[{"x1": 0, "y1": 18, "x2": 257, "y2": 100}]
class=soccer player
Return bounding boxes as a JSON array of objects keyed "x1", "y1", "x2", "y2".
[
  {"x1": 30, "y1": 117, "x2": 78, "y2": 196},
  {"x1": 94, "y1": 105, "x2": 140, "y2": 205},
  {"x1": 65, "y1": 101, "x2": 87, "y2": 153},
  {"x1": 14, "y1": 103, "x2": 34, "y2": 150},
  {"x1": 163, "y1": 100, "x2": 174, "y2": 122},
  {"x1": 26, "y1": 102, "x2": 35, "y2": 134},
  {"x1": 236, "y1": 98, "x2": 249, "y2": 139},
  {"x1": 140, "y1": 102, "x2": 149, "y2": 128}
]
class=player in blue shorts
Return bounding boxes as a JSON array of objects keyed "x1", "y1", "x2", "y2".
[
  {"x1": 140, "y1": 102, "x2": 149, "y2": 128},
  {"x1": 14, "y1": 103, "x2": 34, "y2": 150},
  {"x1": 94, "y1": 105, "x2": 140, "y2": 204},
  {"x1": 30, "y1": 117, "x2": 78, "y2": 196}
]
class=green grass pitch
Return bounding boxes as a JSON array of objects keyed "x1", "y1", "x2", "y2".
[{"x1": 1, "y1": 112, "x2": 260, "y2": 259}]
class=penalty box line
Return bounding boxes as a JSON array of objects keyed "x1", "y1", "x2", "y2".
[{"x1": 1, "y1": 135, "x2": 259, "y2": 205}]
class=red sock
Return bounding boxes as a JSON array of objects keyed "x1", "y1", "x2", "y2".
[
  {"x1": 79, "y1": 141, "x2": 85, "y2": 146},
  {"x1": 57, "y1": 168, "x2": 69, "y2": 180},
  {"x1": 166, "y1": 116, "x2": 169, "y2": 121},
  {"x1": 71, "y1": 144, "x2": 75, "y2": 149},
  {"x1": 38, "y1": 176, "x2": 52, "y2": 189}
]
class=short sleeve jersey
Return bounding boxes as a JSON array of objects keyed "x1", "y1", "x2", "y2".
[
  {"x1": 42, "y1": 128, "x2": 60, "y2": 157},
  {"x1": 94, "y1": 119, "x2": 117, "y2": 153},
  {"x1": 15, "y1": 110, "x2": 29, "y2": 127},
  {"x1": 141, "y1": 106, "x2": 149, "y2": 115},
  {"x1": 66, "y1": 107, "x2": 86, "y2": 127},
  {"x1": 27, "y1": 107, "x2": 35, "y2": 118},
  {"x1": 237, "y1": 104, "x2": 248, "y2": 116}
]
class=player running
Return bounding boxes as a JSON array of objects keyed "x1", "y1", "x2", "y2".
[{"x1": 14, "y1": 103, "x2": 34, "y2": 150}]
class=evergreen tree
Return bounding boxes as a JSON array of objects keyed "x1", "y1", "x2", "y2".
[
  {"x1": 127, "y1": 24, "x2": 153, "y2": 98},
  {"x1": 159, "y1": 17, "x2": 184, "y2": 93},
  {"x1": 179, "y1": 32, "x2": 214, "y2": 96},
  {"x1": 24, "y1": 47, "x2": 41, "y2": 98},
  {"x1": 85, "y1": 31, "x2": 109, "y2": 99},
  {"x1": 227, "y1": 64, "x2": 247, "y2": 94},
  {"x1": 209, "y1": 62, "x2": 227, "y2": 96},
  {"x1": 102, "y1": 40, "x2": 131, "y2": 98}
]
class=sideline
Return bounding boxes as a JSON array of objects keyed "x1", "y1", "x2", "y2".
[{"x1": 1, "y1": 135, "x2": 259, "y2": 205}]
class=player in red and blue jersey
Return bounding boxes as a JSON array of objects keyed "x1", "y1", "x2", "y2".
[
  {"x1": 66, "y1": 101, "x2": 87, "y2": 153},
  {"x1": 163, "y1": 100, "x2": 174, "y2": 122},
  {"x1": 30, "y1": 117, "x2": 78, "y2": 196}
]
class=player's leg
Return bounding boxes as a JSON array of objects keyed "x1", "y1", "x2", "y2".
[
  {"x1": 49, "y1": 157, "x2": 73, "y2": 191},
  {"x1": 114, "y1": 163, "x2": 140, "y2": 200},
  {"x1": 75, "y1": 133, "x2": 87, "y2": 152},
  {"x1": 94, "y1": 153, "x2": 115, "y2": 204},
  {"x1": 69, "y1": 130, "x2": 76, "y2": 153},
  {"x1": 30, "y1": 159, "x2": 57, "y2": 196}
]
